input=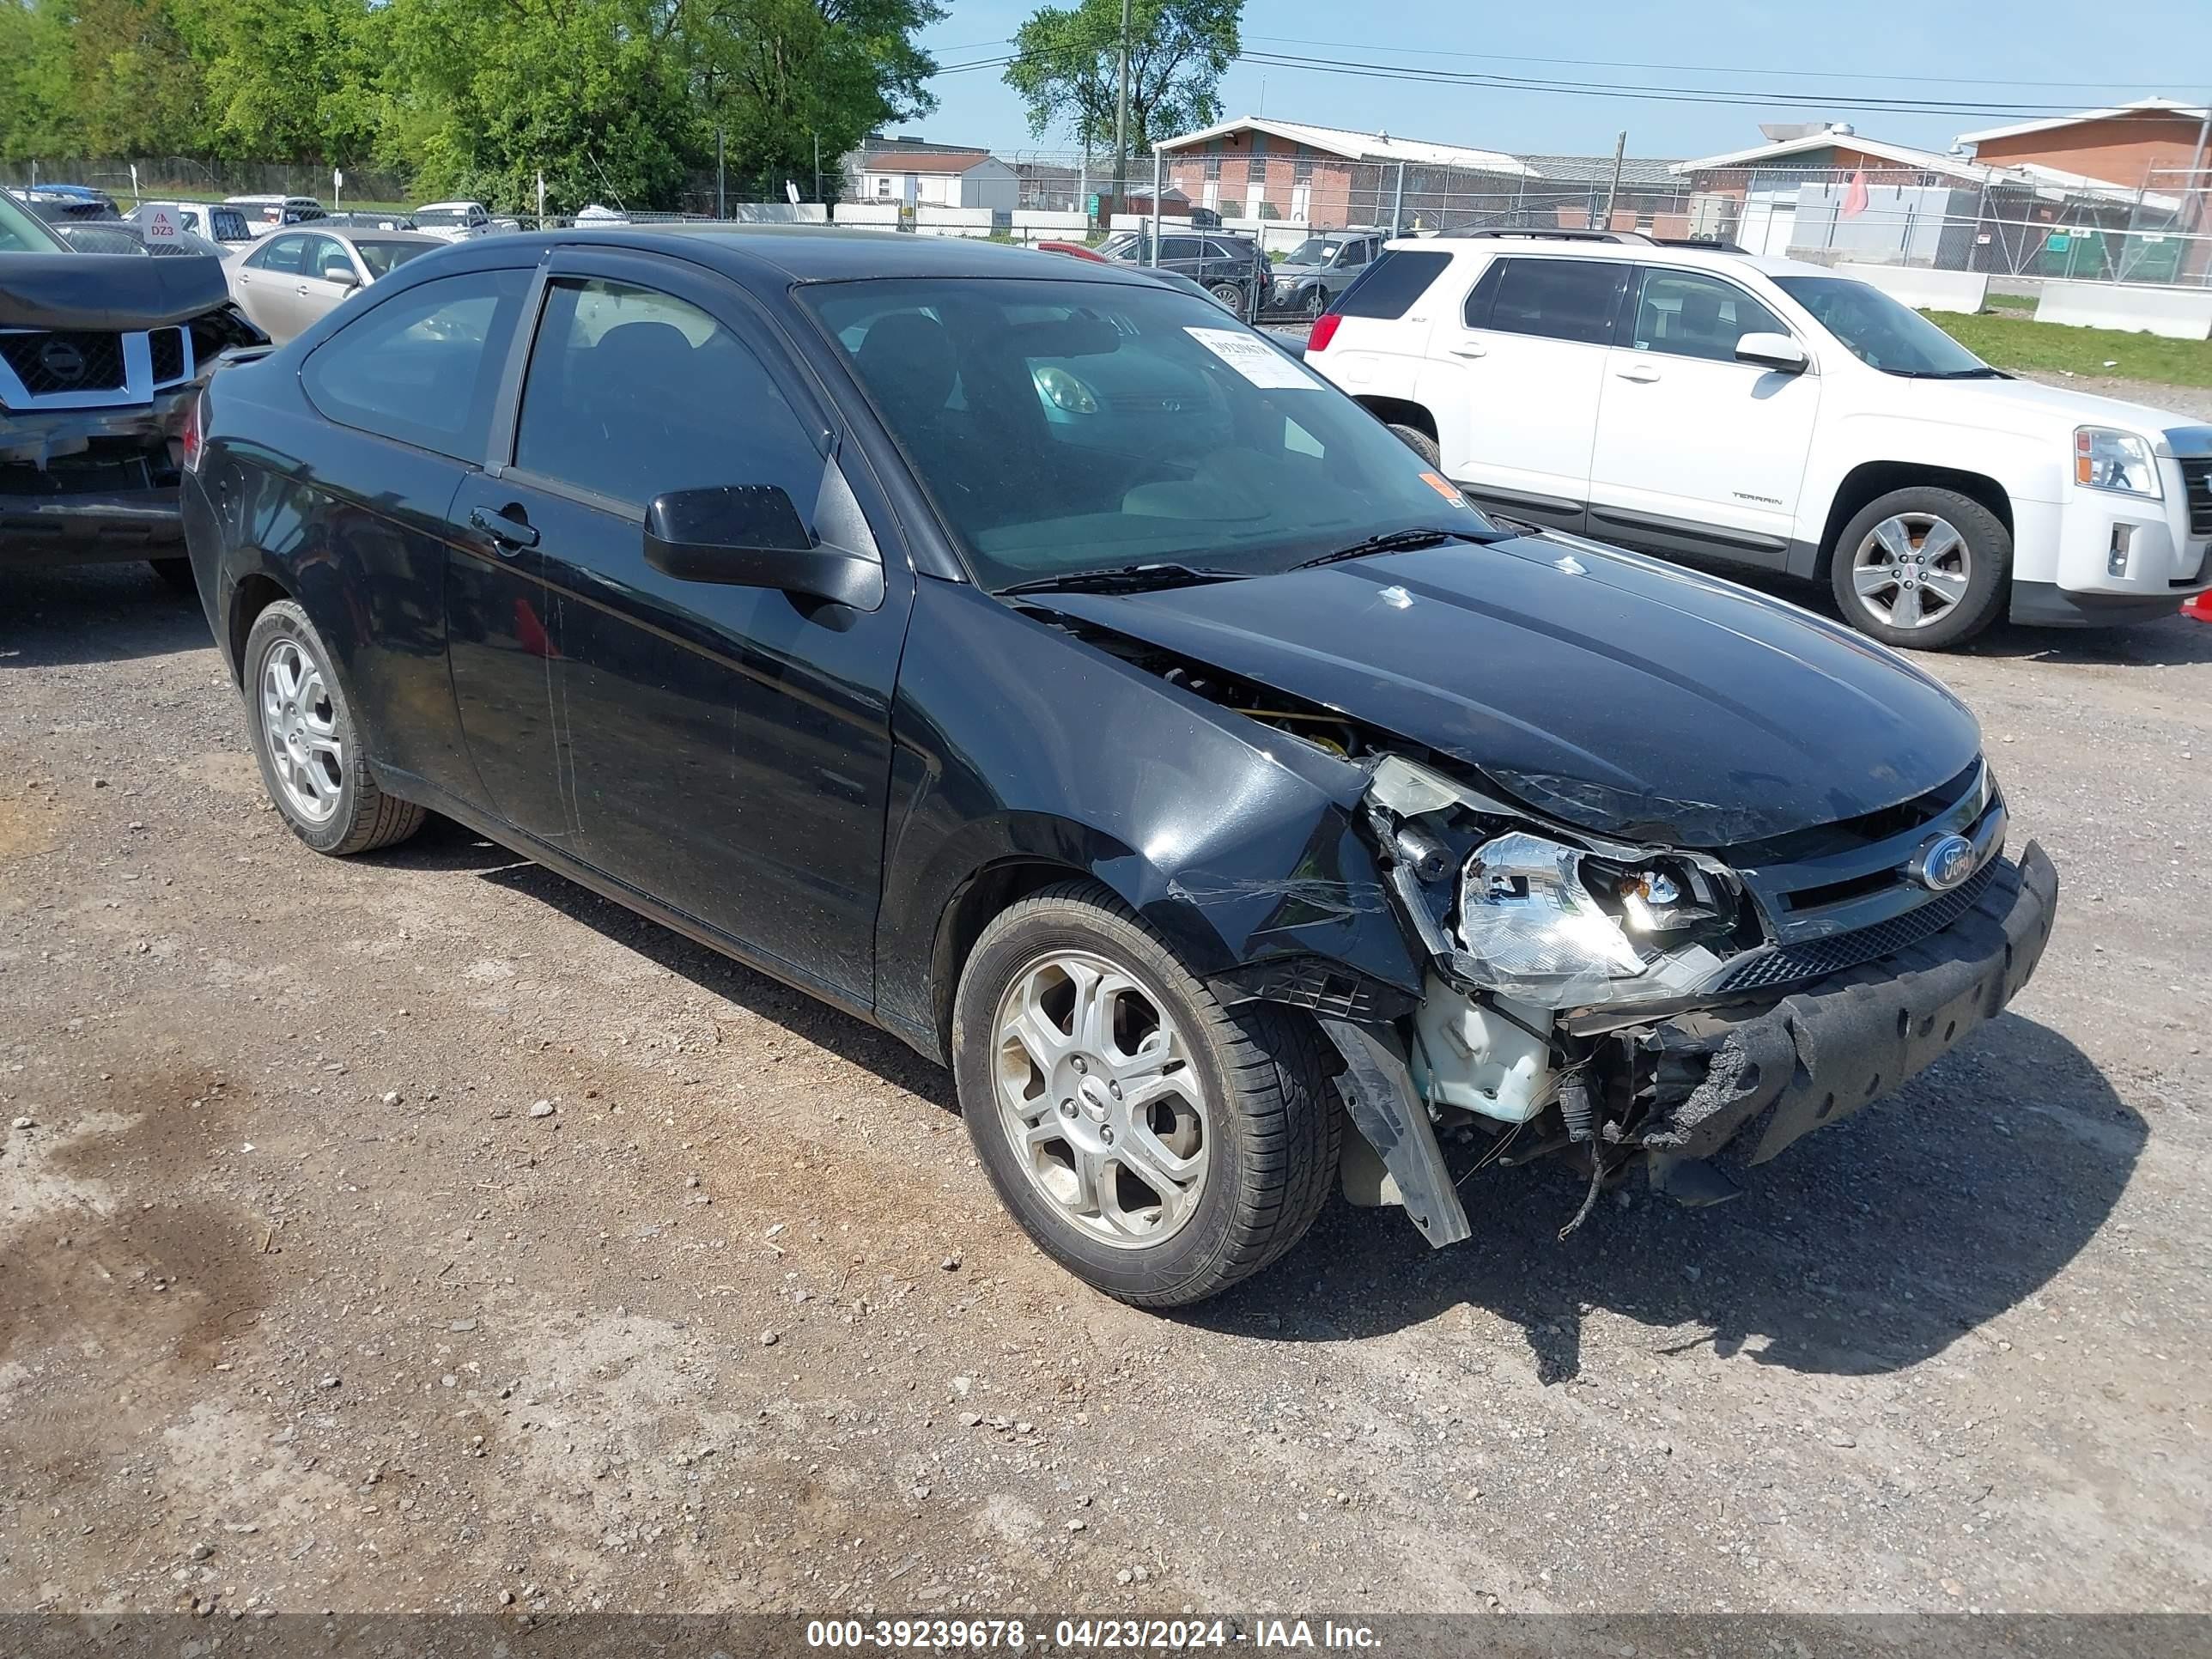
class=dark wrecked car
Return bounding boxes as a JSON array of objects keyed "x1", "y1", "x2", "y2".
[
  {"x1": 179, "y1": 229, "x2": 2059, "y2": 1306},
  {"x1": 2, "y1": 185, "x2": 264, "y2": 586}
]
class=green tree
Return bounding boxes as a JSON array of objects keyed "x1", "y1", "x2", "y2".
[
  {"x1": 381, "y1": 0, "x2": 694, "y2": 213},
  {"x1": 671, "y1": 0, "x2": 944, "y2": 203},
  {"x1": 182, "y1": 0, "x2": 389, "y2": 164},
  {"x1": 61, "y1": 0, "x2": 205, "y2": 155},
  {"x1": 1003, "y1": 0, "x2": 1237, "y2": 157},
  {"x1": 0, "y1": 1, "x2": 83, "y2": 161}
]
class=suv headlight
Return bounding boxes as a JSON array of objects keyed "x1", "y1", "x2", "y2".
[
  {"x1": 2075, "y1": 426, "x2": 2161, "y2": 499},
  {"x1": 1454, "y1": 831, "x2": 1738, "y2": 1008}
]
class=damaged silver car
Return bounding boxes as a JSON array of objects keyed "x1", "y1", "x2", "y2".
[{"x1": 181, "y1": 233, "x2": 2058, "y2": 1307}]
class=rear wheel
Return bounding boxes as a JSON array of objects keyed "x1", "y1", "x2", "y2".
[
  {"x1": 952, "y1": 880, "x2": 1339, "y2": 1307},
  {"x1": 243, "y1": 599, "x2": 425, "y2": 856},
  {"x1": 1207, "y1": 280, "x2": 1243, "y2": 311},
  {"x1": 1830, "y1": 486, "x2": 2009, "y2": 649}
]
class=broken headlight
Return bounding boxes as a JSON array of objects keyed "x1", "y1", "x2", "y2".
[{"x1": 1455, "y1": 830, "x2": 1736, "y2": 1008}]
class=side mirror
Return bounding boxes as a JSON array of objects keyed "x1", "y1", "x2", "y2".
[
  {"x1": 643, "y1": 485, "x2": 884, "y2": 610},
  {"x1": 326, "y1": 267, "x2": 361, "y2": 289},
  {"x1": 1735, "y1": 331, "x2": 1808, "y2": 374}
]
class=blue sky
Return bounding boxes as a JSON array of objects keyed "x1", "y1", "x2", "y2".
[{"x1": 912, "y1": 0, "x2": 2212, "y2": 161}]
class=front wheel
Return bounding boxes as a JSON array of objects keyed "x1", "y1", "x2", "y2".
[
  {"x1": 1303, "y1": 286, "x2": 1328, "y2": 319},
  {"x1": 952, "y1": 880, "x2": 1340, "y2": 1307},
  {"x1": 243, "y1": 599, "x2": 426, "y2": 855},
  {"x1": 1830, "y1": 486, "x2": 2010, "y2": 649},
  {"x1": 1388, "y1": 422, "x2": 1443, "y2": 467}
]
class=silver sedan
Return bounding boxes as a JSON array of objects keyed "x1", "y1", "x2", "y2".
[{"x1": 227, "y1": 227, "x2": 446, "y2": 343}]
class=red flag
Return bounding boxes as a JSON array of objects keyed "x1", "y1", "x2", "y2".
[{"x1": 1841, "y1": 170, "x2": 1869, "y2": 219}]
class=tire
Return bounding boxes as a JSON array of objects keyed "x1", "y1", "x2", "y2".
[
  {"x1": 149, "y1": 556, "x2": 198, "y2": 594},
  {"x1": 242, "y1": 599, "x2": 425, "y2": 856},
  {"x1": 1208, "y1": 280, "x2": 1243, "y2": 310},
  {"x1": 1303, "y1": 286, "x2": 1328, "y2": 319},
  {"x1": 952, "y1": 879, "x2": 1340, "y2": 1308},
  {"x1": 1829, "y1": 485, "x2": 2010, "y2": 650},
  {"x1": 1388, "y1": 422, "x2": 1442, "y2": 467}
]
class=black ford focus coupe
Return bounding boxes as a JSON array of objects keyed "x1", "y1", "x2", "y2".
[{"x1": 179, "y1": 228, "x2": 2057, "y2": 1306}]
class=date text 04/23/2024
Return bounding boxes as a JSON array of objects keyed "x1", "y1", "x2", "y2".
[{"x1": 803, "y1": 1619, "x2": 1382, "y2": 1649}]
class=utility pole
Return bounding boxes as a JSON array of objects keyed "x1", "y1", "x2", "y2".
[
  {"x1": 1601, "y1": 130, "x2": 1627, "y2": 229},
  {"x1": 1109, "y1": 0, "x2": 1132, "y2": 230},
  {"x1": 717, "y1": 125, "x2": 726, "y2": 219}
]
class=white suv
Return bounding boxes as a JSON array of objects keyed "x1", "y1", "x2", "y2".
[{"x1": 1304, "y1": 231, "x2": 2212, "y2": 647}]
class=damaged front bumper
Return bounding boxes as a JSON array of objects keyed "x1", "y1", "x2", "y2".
[
  {"x1": 1, "y1": 388, "x2": 196, "y2": 561},
  {"x1": 1321, "y1": 840, "x2": 2058, "y2": 1247}
]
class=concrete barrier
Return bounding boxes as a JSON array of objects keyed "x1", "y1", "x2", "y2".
[
  {"x1": 1833, "y1": 262, "x2": 1989, "y2": 313},
  {"x1": 2034, "y1": 281, "x2": 2212, "y2": 340}
]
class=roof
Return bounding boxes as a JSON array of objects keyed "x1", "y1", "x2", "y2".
[
  {"x1": 1383, "y1": 231, "x2": 1832, "y2": 282},
  {"x1": 432, "y1": 224, "x2": 1172, "y2": 288},
  {"x1": 1958, "y1": 96, "x2": 2211, "y2": 147},
  {"x1": 1517, "y1": 154, "x2": 1686, "y2": 188},
  {"x1": 1669, "y1": 130, "x2": 1988, "y2": 181},
  {"x1": 864, "y1": 151, "x2": 997, "y2": 175},
  {"x1": 1156, "y1": 117, "x2": 1537, "y2": 178}
]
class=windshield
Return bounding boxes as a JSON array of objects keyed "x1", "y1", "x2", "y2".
[
  {"x1": 354, "y1": 239, "x2": 433, "y2": 277},
  {"x1": 1772, "y1": 275, "x2": 1995, "y2": 376},
  {"x1": 413, "y1": 207, "x2": 468, "y2": 225},
  {"x1": 0, "y1": 189, "x2": 66, "y2": 252},
  {"x1": 1284, "y1": 238, "x2": 1339, "y2": 266},
  {"x1": 805, "y1": 276, "x2": 1489, "y2": 592}
]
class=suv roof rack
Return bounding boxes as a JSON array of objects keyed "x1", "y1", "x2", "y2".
[
  {"x1": 1650, "y1": 235, "x2": 1748, "y2": 252},
  {"x1": 1440, "y1": 228, "x2": 1656, "y2": 245}
]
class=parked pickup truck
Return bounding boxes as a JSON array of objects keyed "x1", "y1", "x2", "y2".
[
  {"x1": 2, "y1": 185, "x2": 264, "y2": 586},
  {"x1": 1306, "y1": 230, "x2": 2212, "y2": 648}
]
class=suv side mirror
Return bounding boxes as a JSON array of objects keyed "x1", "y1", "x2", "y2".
[
  {"x1": 643, "y1": 485, "x2": 884, "y2": 610},
  {"x1": 1735, "y1": 331, "x2": 1808, "y2": 374}
]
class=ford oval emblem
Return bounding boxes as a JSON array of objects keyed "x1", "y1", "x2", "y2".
[{"x1": 1912, "y1": 834, "x2": 1977, "y2": 892}]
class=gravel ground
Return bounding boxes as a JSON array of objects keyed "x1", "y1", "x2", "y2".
[{"x1": 3, "y1": 560, "x2": 2209, "y2": 1622}]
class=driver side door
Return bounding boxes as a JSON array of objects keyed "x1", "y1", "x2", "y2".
[{"x1": 445, "y1": 250, "x2": 917, "y2": 1007}]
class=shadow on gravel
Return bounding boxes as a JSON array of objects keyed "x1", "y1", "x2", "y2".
[
  {"x1": 1960, "y1": 613, "x2": 2212, "y2": 667},
  {"x1": 0, "y1": 561, "x2": 211, "y2": 667},
  {"x1": 462, "y1": 852, "x2": 956, "y2": 1103},
  {"x1": 1196, "y1": 1014, "x2": 2141, "y2": 1383}
]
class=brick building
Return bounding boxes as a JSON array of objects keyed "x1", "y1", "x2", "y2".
[{"x1": 1154, "y1": 117, "x2": 1534, "y2": 229}]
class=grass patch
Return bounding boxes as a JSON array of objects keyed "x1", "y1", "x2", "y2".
[
  {"x1": 1923, "y1": 307, "x2": 2212, "y2": 389},
  {"x1": 1984, "y1": 291, "x2": 2038, "y2": 312}
]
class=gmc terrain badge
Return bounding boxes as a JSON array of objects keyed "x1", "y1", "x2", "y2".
[{"x1": 1911, "y1": 833, "x2": 1978, "y2": 892}]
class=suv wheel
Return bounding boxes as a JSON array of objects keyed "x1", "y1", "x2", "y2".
[
  {"x1": 952, "y1": 880, "x2": 1340, "y2": 1307},
  {"x1": 1830, "y1": 486, "x2": 2010, "y2": 650},
  {"x1": 1303, "y1": 286, "x2": 1327, "y2": 319},
  {"x1": 243, "y1": 600, "x2": 426, "y2": 855},
  {"x1": 149, "y1": 556, "x2": 198, "y2": 595},
  {"x1": 1388, "y1": 423, "x2": 1442, "y2": 467},
  {"x1": 1207, "y1": 280, "x2": 1243, "y2": 309}
]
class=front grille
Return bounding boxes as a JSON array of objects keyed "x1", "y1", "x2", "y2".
[
  {"x1": 149, "y1": 326, "x2": 187, "y2": 384},
  {"x1": 1711, "y1": 861, "x2": 1998, "y2": 994},
  {"x1": 0, "y1": 447, "x2": 156, "y2": 496},
  {"x1": 2181, "y1": 458, "x2": 2212, "y2": 538},
  {"x1": 0, "y1": 331, "x2": 128, "y2": 396}
]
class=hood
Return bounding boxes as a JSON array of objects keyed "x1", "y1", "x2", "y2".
[
  {"x1": 1033, "y1": 534, "x2": 1983, "y2": 848},
  {"x1": 0, "y1": 250, "x2": 232, "y2": 331},
  {"x1": 1911, "y1": 374, "x2": 2203, "y2": 443}
]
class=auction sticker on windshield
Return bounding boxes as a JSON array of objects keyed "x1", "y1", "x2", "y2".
[{"x1": 1185, "y1": 326, "x2": 1318, "y2": 390}]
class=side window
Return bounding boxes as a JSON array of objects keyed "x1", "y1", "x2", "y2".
[
  {"x1": 513, "y1": 277, "x2": 826, "y2": 518},
  {"x1": 1334, "y1": 249, "x2": 1450, "y2": 319},
  {"x1": 1161, "y1": 236, "x2": 1200, "y2": 262},
  {"x1": 1628, "y1": 269, "x2": 1788, "y2": 362},
  {"x1": 252, "y1": 233, "x2": 309, "y2": 274},
  {"x1": 301, "y1": 266, "x2": 530, "y2": 462},
  {"x1": 1470, "y1": 257, "x2": 1626, "y2": 345},
  {"x1": 1338, "y1": 240, "x2": 1370, "y2": 268},
  {"x1": 308, "y1": 238, "x2": 355, "y2": 282}
]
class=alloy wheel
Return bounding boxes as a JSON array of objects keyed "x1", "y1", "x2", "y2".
[
  {"x1": 992, "y1": 950, "x2": 1210, "y2": 1249},
  {"x1": 259, "y1": 636, "x2": 343, "y2": 823},
  {"x1": 1850, "y1": 513, "x2": 1972, "y2": 631}
]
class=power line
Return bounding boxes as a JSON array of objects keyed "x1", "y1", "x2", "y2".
[{"x1": 1241, "y1": 34, "x2": 2188, "y2": 92}]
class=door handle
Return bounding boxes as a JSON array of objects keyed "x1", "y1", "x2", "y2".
[
  {"x1": 1616, "y1": 363, "x2": 1662, "y2": 383},
  {"x1": 1449, "y1": 343, "x2": 1487, "y2": 358},
  {"x1": 470, "y1": 505, "x2": 540, "y2": 550}
]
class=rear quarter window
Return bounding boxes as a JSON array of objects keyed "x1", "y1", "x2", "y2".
[{"x1": 1331, "y1": 249, "x2": 1452, "y2": 319}]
